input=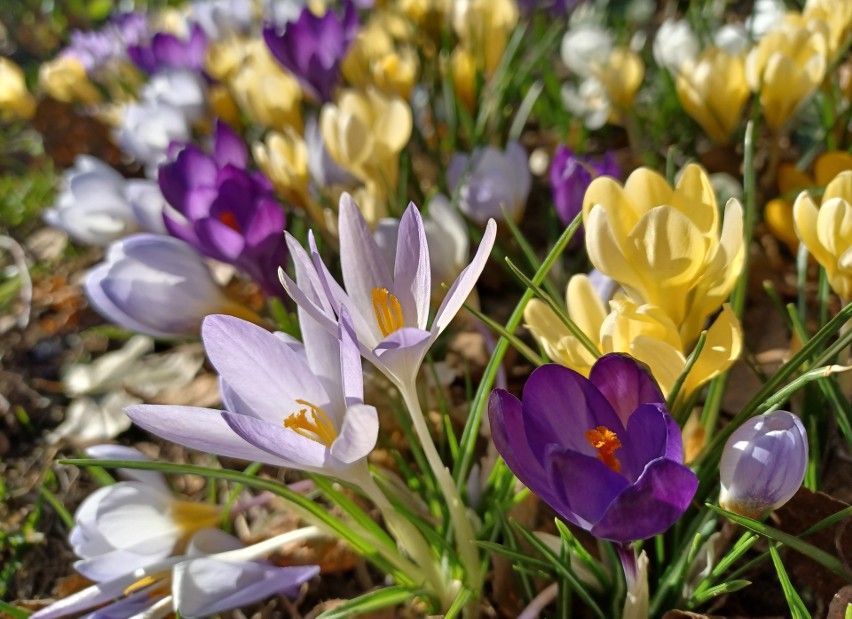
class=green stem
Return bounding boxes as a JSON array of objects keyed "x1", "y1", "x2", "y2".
[{"x1": 396, "y1": 381, "x2": 482, "y2": 595}]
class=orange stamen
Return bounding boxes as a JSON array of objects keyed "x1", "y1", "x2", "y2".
[
  {"x1": 219, "y1": 211, "x2": 240, "y2": 231},
  {"x1": 283, "y1": 399, "x2": 338, "y2": 447},
  {"x1": 371, "y1": 288, "x2": 404, "y2": 337},
  {"x1": 584, "y1": 426, "x2": 622, "y2": 473}
]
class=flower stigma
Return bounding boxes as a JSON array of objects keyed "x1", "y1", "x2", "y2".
[
  {"x1": 371, "y1": 287, "x2": 404, "y2": 337},
  {"x1": 218, "y1": 211, "x2": 240, "y2": 231},
  {"x1": 585, "y1": 426, "x2": 622, "y2": 473},
  {"x1": 123, "y1": 574, "x2": 170, "y2": 597},
  {"x1": 283, "y1": 399, "x2": 338, "y2": 447}
]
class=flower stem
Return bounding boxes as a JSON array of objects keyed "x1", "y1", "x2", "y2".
[
  {"x1": 397, "y1": 381, "x2": 482, "y2": 593},
  {"x1": 358, "y1": 470, "x2": 452, "y2": 608}
]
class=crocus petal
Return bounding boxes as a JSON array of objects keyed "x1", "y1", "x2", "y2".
[
  {"x1": 174, "y1": 559, "x2": 318, "y2": 618},
  {"x1": 432, "y1": 219, "x2": 497, "y2": 332},
  {"x1": 221, "y1": 413, "x2": 329, "y2": 470},
  {"x1": 202, "y1": 314, "x2": 328, "y2": 424},
  {"x1": 124, "y1": 404, "x2": 294, "y2": 467},
  {"x1": 617, "y1": 403, "x2": 677, "y2": 483},
  {"x1": 84, "y1": 445, "x2": 169, "y2": 492},
  {"x1": 337, "y1": 308, "x2": 364, "y2": 407},
  {"x1": 29, "y1": 578, "x2": 131, "y2": 619},
  {"x1": 373, "y1": 327, "x2": 433, "y2": 383},
  {"x1": 547, "y1": 446, "x2": 630, "y2": 529},
  {"x1": 392, "y1": 203, "x2": 431, "y2": 329},
  {"x1": 213, "y1": 120, "x2": 248, "y2": 169},
  {"x1": 338, "y1": 193, "x2": 394, "y2": 324},
  {"x1": 588, "y1": 353, "x2": 664, "y2": 427},
  {"x1": 590, "y1": 458, "x2": 698, "y2": 543},
  {"x1": 329, "y1": 403, "x2": 378, "y2": 464}
]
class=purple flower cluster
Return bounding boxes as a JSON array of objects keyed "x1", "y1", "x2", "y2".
[
  {"x1": 263, "y1": 1, "x2": 359, "y2": 103},
  {"x1": 158, "y1": 121, "x2": 287, "y2": 297},
  {"x1": 129, "y1": 23, "x2": 208, "y2": 74},
  {"x1": 490, "y1": 354, "x2": 698, "y2": 543},
  {"x1": 61, "y1": 12, "x2": 148, "y2": 73}
]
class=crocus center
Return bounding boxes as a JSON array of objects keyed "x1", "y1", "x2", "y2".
[
  {"x1": 283, "y1": 399, "x2": 338, "y2": 447},
  {"x1": 371, "y1": 287, "x2": 404, "y2": 337},
  {"x1": 585, "y1": 426, "x2": 622, "y2": 473},
  {"x1": 219, "y1": 211, "x2": 240, "y2": 231},
  {"x1": 171, "y1": 500, "x2": 222, "y2": 533}
]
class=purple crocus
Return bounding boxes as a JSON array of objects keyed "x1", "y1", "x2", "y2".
[
  {"x1": 262, "y1": 0, "x2": 359, "y2": 103},
  {"x1": 550, "y1": 145, "x2": 619, "y2": 228},
  {"x1": 280, "y1": 194, "x2": 497, "y2": 385},
  {"x1": 125, "y1": 309, "x2": 379, "y2": 483},
  {"x1": 489, "y1": 354, "x2": 698, "y2": 543},
  {"x1": 128, "y1": 23, "x2": 208, "y2": 74},
  {"x1": 720, "y1": 410, "x2": 808, "y2": 518},
  {"x1": 158, "y1": 121, "x2": 287, "y2": 297}
]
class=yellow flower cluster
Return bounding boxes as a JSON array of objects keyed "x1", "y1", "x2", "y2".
[
  {"x1": 0, "y1": 58, "x2": 36, "y2": 120},
  {"x1": 526, "y1": 165, "x2": 745, "y2": 398}
]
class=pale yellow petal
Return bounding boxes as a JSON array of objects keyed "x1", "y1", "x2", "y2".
[
  {"x1": 682, "y1": 304, "x2": 742, "y2": 397},
  {"x1": 566, "y1": 274, "x2": 607, "y2": 338}
]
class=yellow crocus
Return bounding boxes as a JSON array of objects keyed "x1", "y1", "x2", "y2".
[
  {"x1": 582, "y1": 164, "x2": 745, "y2": 343},
  {"x1": 320, "y1": 87, "x2": 412, "y2": 198},
  {"x1": 452, "y1": 0, "x2": 518, "y2": 76},
  {"x1": 227, "y1": 40, "x2": 302, "y2": 132},
  {"x1": 745, "y1": 17, "x2": 828, "y2": 130},
  {"x1": 0, "y1": 57, "x2": 36, "y2": 120},
  {"x1": 524, "y1": 275, "x2": 742, "y2": 397},
  {"x1": 803, "y1": 0, "x2": 852, "y2": 59},
  {"x1": 343, "y1": 11, "x2": 419, "y2": 99},
  {"x1": 793, "y1": 170, "x2": 852, "y2": 300},
  {"x1": 39, "y1": 56, "x2": 102, "y2": 105},
  {"x1": 593, "y1": 47, "x2": 644, "y2": 111},
  {"x1": 253, "y1": 128, "x2": 311, "y2": 209},
  {"x1": 765, "y1": 151, "x2": 852, "y2": 251},
  {"x1": 450, "y1": 47, "x2": 477, "y2": 112},
  {"x1": 676, "y1": 47, "x2": 750, "y2": 143}
]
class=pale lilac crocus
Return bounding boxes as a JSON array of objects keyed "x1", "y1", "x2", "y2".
[
  {"x1": 125, "y1": 309, "x2": 379, "y2": 483},
  {"x1": 32, "y1": 526, "x2": 320, "y2": 619},
  {"x1": 447, "y1": 141, "x2": 531, "y2": 224},
  {"x1": 67, "y1": 445, "x2": 221, "y2": 582},
  {"x1": 43, "y1": 155, "x2": 166, "y2": 246},
  {"x1": 84, "y1": 234, "x2": 257, "y2": 339},
  {"x1": 720, "y1": 410, "x2": 808, "y2": 518},
  {"x1": 281, "y1": 194, "x2": 497, "y2": 385}
]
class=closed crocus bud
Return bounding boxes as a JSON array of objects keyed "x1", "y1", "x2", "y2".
[
  {"x1": 676, "y1": 47, "x2": 750, "y2": 143},
  {"x1": 594, "y1": 46, "x2": 644, "y2": 111},
  {"x1": 0, "y1": 57, "x2": 36, "y2": 120},
  {"x1": 452, "y1": 0, "x2": 519, "y2": 76},
  {"x1": 803, "y1": 0, "x2": 852, "y2": 58},
  {"x1": 85, "y1": 234, "x2": 258, "y2": 338},
  {"x1": 39, "y1": 56, "x2": 102, "y2": 104},
  {"x1": 720, "y1": 411, "x2": 808, "y2": 518},
  {"x1": 253, "y1": 127, "x2": 310, "y2": 208},
  {"x1": 447, "y1": 141, "x2": 531, "y2": 224},
  {"x1": 320, "y1": 87, "x2": 412, "y2": 196},
  {"x1": 793, "y1": 170, "x2": 852, "y2": 300},
  {"x1": 228, "y1": 40, "x2": 302, "y2": 131},
  {"x1": 745, "y1": 17, "x2": 828, "y2": 130}
]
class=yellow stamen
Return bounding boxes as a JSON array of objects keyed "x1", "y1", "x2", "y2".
[
  {"x1": 283, "y1": 399, "x2": 338, "y2": 447},
  {"x1": 584, "y1": 426, "x2": 623, "y2": 473},
  {"x1": 371, "y1": 287, "x2": 404, "y2": 337},
  {"x1": 123, "y1": 576, "x2": 157, "y2": 596},
  {"x1": 171, "y1": 500, "x2": 222, "y2": 532}
]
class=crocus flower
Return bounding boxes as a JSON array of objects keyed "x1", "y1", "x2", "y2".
[
  {"x1": 803, "y1": 0, "x2": 852, "y2": 57},
  {"x1": 550, "y1": 146, "x2": 618, "y2": 228},
  {"x1": 43, "y1": 155, "x2": 166, "y2": 246},
  {"x1": 67, "y1": 445, "x2": 221, "y2": 581},
  {"x1": 489, "y1": 354, "x2": 698, "y2": 543},
  {"x1": 524, "y1": 274, "x2": 742, "y2": 397},
  {"x1": 675, "y1": 46, "x2": 750, "y2": 143},
  {"x1": 85, "y1": 234, "x2": 258, "y2": 338},
  {"x1": 128, "y1": 23, "x2": 208, "y2": 74},
  {"x1": 280, "y1": 194, "x2": 496, "y2": 385},
  {"x1": 582, "y1": 164, "x2": 745, "y2": 343},
  {"x1": 793, "y1": 170, "x2": 852, "y2": 300},
  {"x1": 0, "y1": 57, "x2": 36, "y2": 120},
  {"x1": 653, "y1": 18, "x2": 699, "y2": 74},
  {"x1": 720, "y1": 410, "x2": 808, "y2": 518},
  {"x1": 141, "y1": 68, "x2": 208, "y2": 124},
  {"x1": 745, "y1": 16, "x2": 828, "y2": 130},
  {"x1": 158, "y1": 121, "x2": 287, "y2": 297},
  {"x1": 38, "y1": 55, "x2": 102, "y2": 104},
  {"x1": 452, "y1": 0, "x2": 518, "y2": 76},
  {"x1": 115, "y1": 100, "x2": 191, "y2": 171},
  {"x1": 262, "y1": 0, "x2": 359, "y2": 103},
  {"x1": 560, "y1": 23, "x2": 614, "y2": 79},
  {"x1": 32, "y1": 525, "x2": 319, "y2": 619},
  {"x1": 447, "y1": 141, "x2": 531, "y2": 224},
  {"x1": 125, "y1": 309, "x2": 379, "y2": 483}
]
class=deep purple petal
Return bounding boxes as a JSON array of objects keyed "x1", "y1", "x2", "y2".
[
  {"x1": 590, "y1": 458, "x2": 697, "y2": 543},
  {"x1": 547, "y1": 446, "x2": 630, "y2": 529},
  {"x1": 588, "y1": 353, "x2": 664, "y2": 427},
  {"x1": 195, "y1": 217, "x2": 246, "y2": 261},
  {"x1": 489, "y1": 389, "x2": 549, "y2": 494},
  {"x1": 617, "y1": 403, "x2": 674, "y2": 483}
]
